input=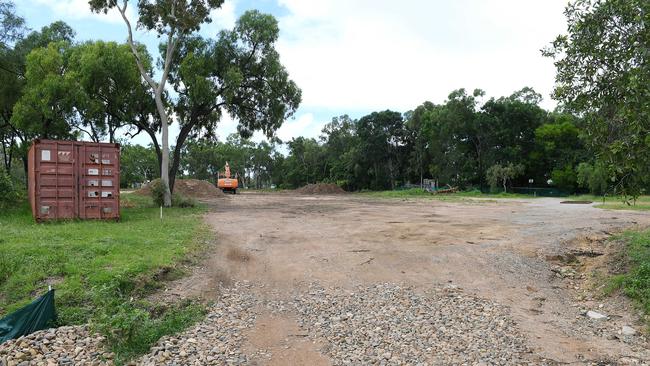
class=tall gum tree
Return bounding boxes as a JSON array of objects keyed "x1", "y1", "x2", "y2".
[
  {"x1": 89, "y1": 0, "x2": 226, "y2": 206},
  {"x1": 163, "y1": 10, "x2": 301, "y2": 191}
]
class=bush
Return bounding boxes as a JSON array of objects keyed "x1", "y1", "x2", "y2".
[
  {"x1": 608, "y1": 230, "x2": 650, "y2": 322},
  {"x1": 551, "y1": 165, "x2": 578, "y2": 193},
  {"x1": 576, "y1": 162, "x2": 609, "y2": 195},
  {"x1": 486, "y1": 163, "x2": 524, "y2": 192},
  {"x1": 93, "y1": 294, "x2": 206, "y2": 363},
  {"x1": 149, "y1": 179, "x2": 167, "y2": 207},
  {"x1": 0, "y1": 169, "x2": 20, "y2": 208}
]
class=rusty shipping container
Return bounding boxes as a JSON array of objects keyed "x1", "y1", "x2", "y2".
[{"x1": 28, "y1": 139, "x2": 120, "y2": 221}]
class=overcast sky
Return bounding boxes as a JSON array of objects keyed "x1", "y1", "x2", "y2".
[{"x1": 16, "y1": 0, "x2": 569, "y2": 145}]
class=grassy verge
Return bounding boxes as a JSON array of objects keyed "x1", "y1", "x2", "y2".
[
  {"x1": 606, "y1": 229, "x2": 650, "y2": 327},
  {"x1": 0, "y1": 193, "x2": 209, "y2": 363},
  {"x1": 359, "y1": 188, "x2": 535, "y2": 200},
  {"x1": 569, "y1": 194, "x2": 650, "y2": 211}
]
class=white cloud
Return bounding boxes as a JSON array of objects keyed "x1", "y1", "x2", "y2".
[
  {"x1": 276, "y1": 113, "x2": 315, "y2": 142},
  {"x1": 33, "y1": 0, "x2": 136, "y2": 24},
  {"x1": 214, "y1": 111, "x2": 238, "y2": 140},
  {"x1": 276, "y1": 0, "x2": 569, "y2": 112},
  {"x1": 203, "y1": 0, "x2": 238, "y2": 35}
]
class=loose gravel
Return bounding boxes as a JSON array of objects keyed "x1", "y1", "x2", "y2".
[
  {"x1": 137, "y1": 283, "x2": 258, "y2": 365},
  {"x1": 138, "y1": 282, "x2": 531, "y2": 365},
  {"x1": 278, "y1": 283, "x2": 530, "y2": 365},
  {"x1": 0, "y1": 325, "x2": 112, "y2": 366}
]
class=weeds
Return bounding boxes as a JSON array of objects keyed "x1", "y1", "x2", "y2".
[
  {"x1": 0, "y1": 194, "x2": 209, "y2": 363},
  {"x1": 607, "y1": 230, "x2": 650, "y2": 326}
]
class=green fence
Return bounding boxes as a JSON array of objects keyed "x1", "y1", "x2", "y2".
[{"x1": 510, "y1": 187, "x2": 569, "y2": 197}]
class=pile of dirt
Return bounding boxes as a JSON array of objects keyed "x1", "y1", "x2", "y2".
[
  {"x1": 295, "y1": 183, "x2": 346, "y2": 195},
  {"x1": 135, "y1": 178, "x2": 225, "y2": 198}
]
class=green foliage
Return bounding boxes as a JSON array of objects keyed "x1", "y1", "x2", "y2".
[
  {"x1": 89, "y1": 0, "x2": 225, "y2": 36},
  {"x1": 283, "y1": 137, "x2": 326, "y2": 188},
  {"x1": 172, "y1": 193, "x2": 196, "y2": 208},
  {"x1": 11, "y1": 41, "x2": 79, "y2": 140},
  {"x1": 1, "y1": 21, "x2": 76, "y2": 175},
  {"x1": 356, "y1": 110, "x2": 405, "y2": 190},
  {"x1": 0, "y1": 167, "x2": 19, "y2": 207},
  {"x1": 576, "y1": 162, "x2": 609, "y2": 195},
  {"x1": 486, "y1": 163, "x2": 524, "y2": 192},
  {"x1": 94, "y1": 298, "x2": 205, "y2": 364},
  {"x1": 0, "y1": 196, "x2": 208, "y2": 361},
  {"x1": 608, "y1": 229, "x2": 650, "y2": 320},
  {"x1": 0, "y1": 1, "x2": 26, "y2": 45},
  {"x1": 120, "y1": 143, "x2": 159, "y2": 188},
  {"x1": 149, "y1": 179, "x2": 168, "y2": 207},
  {"x1": 179, "y1": 135, "x2": 281, "y2": 189},
  {"x1": 545, "y1": 0, "x2": 650, "y2": 199},
  {"x1": 550, "y1": 165, "x2": 577, "y2": 192}
]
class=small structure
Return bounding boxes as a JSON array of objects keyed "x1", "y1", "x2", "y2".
[{"x1": 28, "y1": 139, "x2": 120, "y2": 221}]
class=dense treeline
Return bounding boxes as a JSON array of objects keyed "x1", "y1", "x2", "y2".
[{"x1": 120, "y1": 86, "x2": 620, "y2": 194}]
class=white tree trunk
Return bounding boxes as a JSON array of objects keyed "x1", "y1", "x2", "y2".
[
  {"x1": 155, "y1": 94, "x2": 172, "y2": 206},
  {"x1": 118, "y1": 1, "x2": 173, "y2": 206}
]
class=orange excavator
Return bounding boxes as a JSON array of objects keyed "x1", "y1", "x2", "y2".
[{"x1": 217, "y1": 162, "x2": 239, "y2": 194}]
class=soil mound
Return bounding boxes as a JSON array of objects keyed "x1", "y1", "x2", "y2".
[
  {"x1": 296, "y1": 183, "x2": 346, "y2": 195},
  {"x1": 135, "y1": 178, "x2": 225, "y2": 198}
]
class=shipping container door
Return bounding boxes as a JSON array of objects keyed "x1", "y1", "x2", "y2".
[
  {"x1": 78, "y1": 144, "x2": 119, "y2": 219},
  {"x1": 34, "y1": 141, "x2": 77, "y2": 220}
]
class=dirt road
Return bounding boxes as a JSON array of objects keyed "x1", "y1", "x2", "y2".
[{"x1": 144, "y1": 193, "x2": 650, "y2": 365}]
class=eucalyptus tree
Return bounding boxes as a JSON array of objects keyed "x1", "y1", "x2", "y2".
[
  {"x1": 163, "y1": 10, "x2": 301, "y2": 191},
  {"x1": 90, "y1": 0, "x2": 226, "y2": 205},
  {"x1": 544, "y1": 0, "x2": 650, "y2": 198},
  {"x1": 90, "y1": 1, "x2": 301, "y2": 202}
]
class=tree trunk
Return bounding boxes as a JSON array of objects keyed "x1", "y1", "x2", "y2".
[
  {"x1": 154, "y1": 94, "x2": 172, "y2": 206},
  {"x1": 169, "y1": 123, "x2": 193, "y2": 194}
]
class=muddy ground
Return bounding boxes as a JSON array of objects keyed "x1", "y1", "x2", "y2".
[{"x1": 160, "y1": 193, "x2": 650, "y2": 364}]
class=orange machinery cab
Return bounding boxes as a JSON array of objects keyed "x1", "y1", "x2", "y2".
[{"x1": 217, "y1": 162, "x2": 238, "y2": 194}]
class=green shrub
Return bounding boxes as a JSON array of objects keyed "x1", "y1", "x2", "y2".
[
  {"x1": 551, "y1": 165, "x2": 578, "y2": 192},
  {"x1": 148, "y1": 179, "x2": 166, "y2": 207},
  {"x1": 576, "y1": 162, "x2": 609, "y2": 195},
  {"x1": 608, "y1": 230, "x2": 650, "y2": 322},
  {"x1": 0, "y1": 169, "x2": 20, "y2": 208},
  {"x1": 93, "y1": 296, "x2": 206, "y2": 364}
]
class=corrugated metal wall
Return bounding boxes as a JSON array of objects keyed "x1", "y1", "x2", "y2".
[{"x1": 27, "y1": 139, "x2": 120, "y2": 221}]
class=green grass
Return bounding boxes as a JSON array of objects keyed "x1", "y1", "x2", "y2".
[
  {"x1": 606, "y1": 229, "x2": 650, "y2": 326},
  {"x1": 359, "y1": 188, "x2": 535, "y2": 200},
  {"x1": 569, "y1": 194, "x2": 650, "y2": 211},
  {"x1": 0, "y1": 194, "x2": 209, "y2": 363}
]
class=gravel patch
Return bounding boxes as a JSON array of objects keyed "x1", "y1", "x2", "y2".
[
  {"x1": 0, "y1": 325, "x2": 112, "y2": 365},
  {"x1": 140, "y1": 282, "x2": 530, "y2": 365},
  {"x1": 274, "y1": 283, "x2": 531, "y2": 365},
  {"x1": 137, "y1": 283, "x2": 257, "y2": 365}
]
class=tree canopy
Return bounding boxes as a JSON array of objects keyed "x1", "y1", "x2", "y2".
[{"x1": 544, "y1": 0, "x2": 649, "y2": 198}]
